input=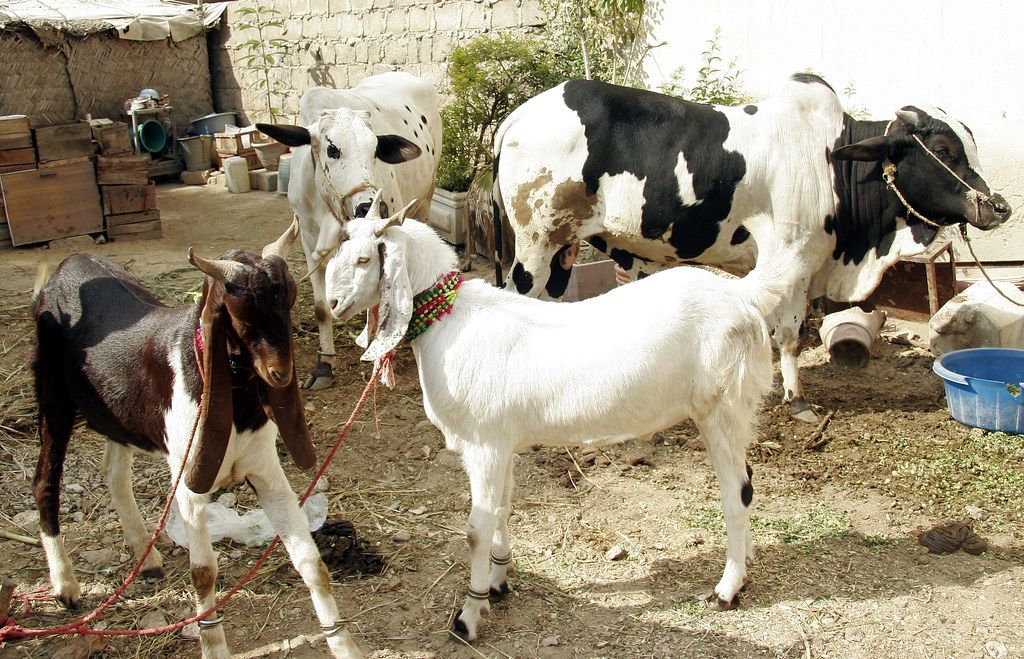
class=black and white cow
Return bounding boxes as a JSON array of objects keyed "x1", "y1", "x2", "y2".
[
  {"x1": 259, "y1": 72, "x2": 441, "y2": 390},
  {"x1": 493, "y1": 74, "x2": 1011, "y2": 421}
]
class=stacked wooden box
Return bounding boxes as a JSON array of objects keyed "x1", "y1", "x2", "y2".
[
  {"x1": 0, "y1": 115, "x2": 34, "y2": 246},
  {"x1": 213, "y1": 128, "x2": 260, "y2": 170},
  {"x1": 96, "y1": 154, "x2": 161, "y2": 241}
]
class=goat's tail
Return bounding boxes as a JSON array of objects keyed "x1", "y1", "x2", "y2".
[
  {"x1": 32, "y1": 261, "x2": 49, "y2": 310},
  {"x1": 736, "y1": 217, "x2": 793, "y2": 319}
]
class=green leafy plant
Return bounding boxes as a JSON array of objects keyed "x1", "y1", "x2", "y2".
[
  {"x1": 437, "y1": 34, "x2": 568, "y2": 191},
  {"x1": 235, "y1": 5, "x2": 290, "y2": 123},
  {"x1": 659, "y1": 28, "x2": 752, "y2": 105}
]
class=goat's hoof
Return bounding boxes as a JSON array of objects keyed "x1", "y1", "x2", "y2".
[
  {"x1": 740, "y1": 579, "x2": 749, "y2": 592},
  {"x1": 789, "y1": 398, "x2": 819, "y2": 424},
  {"x1": 141, "y1": 566, "x2": 165, "y2": 579},
  {"x1": 449, "y1": 609, "x2": 474, "y2": 640},
  {"x1": 488, "y1": 582, "x2": 510, "y2": 603},
  {"x1": 56, "y1": 592, "x2": 81, "y2": 609},
  {"x1": 699, "y1": 591, "x2": 740, "y2": 612}
]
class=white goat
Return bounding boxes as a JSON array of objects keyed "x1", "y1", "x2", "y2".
[{"x1": 324, "y1": 198, "x2": 790, "y2": 640}]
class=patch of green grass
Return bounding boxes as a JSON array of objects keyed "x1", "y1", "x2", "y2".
[
  {"x1": 879, "y1": 430, "x2": 1024, "y2": 524},
  {"x1": 681, "y1": 499, "x2": 850, "y2": 546}
]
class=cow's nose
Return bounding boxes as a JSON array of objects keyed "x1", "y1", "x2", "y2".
[
  {"x1": 991, "y1": 194, "x2": 1012, "y2": 218},
  {"x1": 354, "y1": 202, "x2": 371, "y2": 218},
  {"x1": 329, "y1": 298, "x2": 341, "y2": 312}
]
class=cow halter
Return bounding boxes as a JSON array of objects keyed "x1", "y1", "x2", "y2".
[{"x1": 880, "y1": 121, "x2": 994, "y2": 228}]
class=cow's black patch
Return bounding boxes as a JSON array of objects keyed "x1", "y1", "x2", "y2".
[
  {"x1": 562, "y1": 80, "x2": 746, "y2": 261},
  {"x1": 746, "y1": 463, "x2": 753, "y2": 480},
  {"x1": 512, "y1": 262, "x2": 533, "y2": 294},
  {"x1": 744, "y1": 104, "x2": 758, "y2": 115},
  {"x1": 545, "y1": 246, "x2": 573, "y2": 298},
  {"x1": 789, "y1": 72, "x2": 835, "y2": 92},
  {"x1": 730, "y1": 226, "x2": 750, "y2": 245},
  {"x1": 420, "y1": 114, "x2": 427, "y2": 124},
  {"x1": 587, "y1": 235, "x2": 608, "y2": 253},
  {"x1": 828, "y1": 115, "x2": 938, "y2": 266},
  {"x1": 609, "y1": 248, "x2": 634, "y2": 271},
  {"x1": 636, "y1": 271, "x2": 649, "y2": 280}
]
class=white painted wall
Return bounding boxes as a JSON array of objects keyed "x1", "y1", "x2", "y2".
[{"x1": 645, "y1": 0, "x2": 1023, "y2": 262}]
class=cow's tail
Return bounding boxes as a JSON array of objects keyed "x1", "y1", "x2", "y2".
[
  {"x1": 735, "y1": 217, "x2": 793, "y2": 319},
  {"x1": 32, "y1": 261, "x2": 49, "y2": 312}
]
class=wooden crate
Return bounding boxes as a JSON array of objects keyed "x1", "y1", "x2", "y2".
[
  {"x1": 101, "y1": 183, "x2": 156, "y2": 215},
  {"x1": 0, "y1": 148, "x2": 35, "y2": 167},
  {"x1": 89, "y1": 119, "x2": 131, "y2": 156},
  {"x1": 0, "y1": 161, "x2": 103, "y2": 245},
  {"x1": 0, "y1": 164, "x2": 34, "y2": 175},
  {"x1": 0, "y1": 223, "x2": 11, "y2": 248},
  {"x1": 0, "y1": 133, "x2": 32, "y2": 150},
  {"x1": 105, "y1": 209, "x2": 159, "y2": 227},
  {"x1": 96, "y1": 155, "x2": 150, "y2": 185},
  {"x1": 213, "y1": 128, "x2": 258, "y2": 155},
  {"x1": 34, "y1": 122, "x2": 95, "y2": 163},
  {"x1": 106, "y1": 209, "x2": 162, "y2": 242},
  {"x1": 0, "y1": 115, "x2": 30, "y2": 135}
]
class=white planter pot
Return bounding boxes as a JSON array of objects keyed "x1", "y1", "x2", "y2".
[{"x1": 428, "y1": 188, "x2": 468, "y2": 246}]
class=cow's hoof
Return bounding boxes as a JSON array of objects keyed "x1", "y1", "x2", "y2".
[
  {"x1": 302, "y1": 362, "x2": 334, "y2": 390},
  {"x1": 699, "y1": 591, "x2": 740, "y2": 612},
  {"x1": 489, "y1": 582, "x2": 510, "y2": 603},
  {"x1": 789, "y1": 398, "x2": 819, "y2": 423},
  {"x1": 141, "y1": 566, "x2": 165, "y2": 580},
  {"x1": 449, "y1": 609, "x2": 473, "y2": 640}
]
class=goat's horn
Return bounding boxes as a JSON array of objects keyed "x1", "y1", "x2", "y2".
[
  {"x1": 188, "y1": 248, "x2": 248, "y2": 284},
  {"x1": 373, "y1": 198, "x2": 417, "y2": 237},
  {"x1": 262, "y1": 217, "x2": 300, "y2": 259},
  {"x1": 364, "y1": 189, "x2": 386, "y2": 221}
]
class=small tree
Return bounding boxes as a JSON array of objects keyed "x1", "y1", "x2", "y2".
[
  {"x1": 437, "y1": 34, "x2": 568, "y2": 191},
  {"x1": 659, "y1": 28, "x2": 752, "y2": 105},
  {"x1": 235, "y1": 5, "x2": 290, "y2": 124}
]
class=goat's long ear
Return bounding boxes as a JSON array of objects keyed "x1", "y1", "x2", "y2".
[
  {"x1": 362, "y1": 237, "x2": 413, "y2": 363},
  {"x1": 262, "y1": 351, "x2": 317, "y2": 470},
  {"x1": 185, "y1": 281, "x2": 234, "y2": 494}
]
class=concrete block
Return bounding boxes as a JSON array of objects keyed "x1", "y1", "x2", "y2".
[
  {"x1": 328, "y1": 0, "x2": 347, "y2": 11},
  {"x1": 417, "y1": 35, "x2": 432, "y2": 62},
  {"x1": 434, "y1": 3, "x2": 460, "y2": 30},
  {"x1": 385, "y1": 8, "x2": 408, "y2": 31},
  {"x1": 364, "y1": 10, "x2": 386, "y2": 34},
  {"x1": 490, "y1": 0, "x2": 518, "y2": 28},
  {"x1": 521, "y1": 0, "x2": 543, "y2": 26},
  {"x1": 310, "y1": 0, "x2": 328, "y2": 13},
  {"x1": 248, "y1": 168, "x2": 265, "y2": 190},
  {"x1": 408, "y1": 5, "x2": 431, "y2": 31},
  {"x1": 256, "y1": 170, "x2": 279, "y2": 192},
  {"x1": 285, "y1": 17, "x2": 303, "y2": 37},
  {"x1": 291, "y1": 0, "x2": 311, "y2": 14},
  {"x1": 461, "y1": 2, "x2": 488, "y2": 29},
  {"x1": 302, "y1": 16, "x2": 322, "y2": 38},
  {"x1": 180, "y1": 169, "x2": 214, "y2": 186},
  {"x1": 350, "y1": 0, "x2": 373, "y2": 10}
]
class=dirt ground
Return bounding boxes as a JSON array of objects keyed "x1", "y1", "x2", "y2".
[{"x1": 0, "y1": 183, "x2": 1022, "y2": 659}]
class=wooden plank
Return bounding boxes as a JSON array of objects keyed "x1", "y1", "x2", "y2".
[
  {"x1": 0, "y1": 148, "x2": 35, "y2": 166},
  {"x1": 1, "y1": 162, "x2": 103, "y2": 245},
  {"x1": 0, "y1": 115, "x2": 30, "y2": 135},
  {"x1": 91, "y1": 120, "x2": 131, "y2": 155},
  {"x1": 33, "y1": 122, "x2": 95, "y2": 163},
  {"x1": 105, "y1": 209, "x2": 159, "y2": 227},
  {"x1": 102, "y1": 184, "x2": 156, "y2": 215},
  {"x1": 109, "y1": 227, "x2": 162, "y2": 242},
  {"x1": 0, "y1": 164, "x2": 35, "y2": 175},
  {"x1": 0, "y1": 133, "x2": 32, "y2": 150},
  {"x1": 96, "y1": 155, "x2": 150, "y2": 185},
  {"x1": 39, "y1": 156, "x2": 93, "y2": 169},
  {"x1": 107, "y1": 218, "x2": 161, "y2": 235},
  {"x1": 0, "y1": 223, "x2": 10, "y2": 241}
]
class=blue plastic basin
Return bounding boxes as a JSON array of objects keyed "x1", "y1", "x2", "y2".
[{"x1": 933, "y1": 348, "x2": 1024, "y2": 433}]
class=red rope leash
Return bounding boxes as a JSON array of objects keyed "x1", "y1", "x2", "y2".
[{"x1": 0, "y1": 344, "x2": 388, "y2": 642}]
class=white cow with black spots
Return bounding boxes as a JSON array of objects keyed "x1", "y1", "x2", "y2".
[
  {"x1": 259, "y1": 72, "x2": 441, "y2": 390},
  {"x1": 493, "y1": 74, "x2": 1012, "y2": 422}
]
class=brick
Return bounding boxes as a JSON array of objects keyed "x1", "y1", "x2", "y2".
[
  {"x1": 328, "y1": 0, "x2": 347, "y2": 11},
  {"x1": 364, "y1": 10, "x2": 386, "y2": 34},
  {"x1": 349, "y1": 0, "x2": 373, "y2": 10},
  {"x1": 355, "y1": 42, "x2": 369, "y2": 63},
  {"x1": 290, "y1": 0, "x2": 311, "y2": 14},
  {"x1": 408, "y1": 5, "x2": 431, "y2": 31},
  {"x1": 310, "y1": 0, "x2": 328, "y2": 13},
  {"x1": 490, "y1": 0, "x2": 518, "y2": 28},
  {"x1": 461, "y1": 2, "x2": 488, "y2": 29},
  {"x1": 417, "y1": 35, "x2": 432, "y2": 62},
  {"x1": 521, "y1": 0, "x2": 544, "y2": 26},
  {"x1": 302, "y1": 16, "x2": 322, "y2": 38},
  {"x1": 385, "y1": 8, "x2": 408, "y2": 31},
  {"x1": 434, "y1": 3, "x2": 460, "y2": 30},
  {"x1": 285, "y1": 17, "x2": 303, "y2": 37}
]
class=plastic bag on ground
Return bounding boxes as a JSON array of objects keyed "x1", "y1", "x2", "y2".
[{"x1": 165, "y1": 493, "x2": 328, "y2": 548}]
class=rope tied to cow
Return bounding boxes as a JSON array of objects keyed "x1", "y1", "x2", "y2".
[{"x1": 0, "y1": 336, "x2": 387, "y2": 644}]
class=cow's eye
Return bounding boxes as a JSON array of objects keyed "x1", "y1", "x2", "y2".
[
  {"x1": 327, "y1": 144, "x2": 341, "y2": 159},
  {"x1": 357, "y1": 256, "x2": 370, "y2": 265}
]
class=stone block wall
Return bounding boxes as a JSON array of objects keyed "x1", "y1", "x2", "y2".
[{"x1": 210, "y1": 0, "x2": 544, "y2": 126}]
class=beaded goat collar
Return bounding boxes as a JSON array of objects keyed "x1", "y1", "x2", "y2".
[{"x1": 405, "y1": 271, "x2": 463, "y2": 343}]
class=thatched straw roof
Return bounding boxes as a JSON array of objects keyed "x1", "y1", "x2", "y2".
[{"x1": 0, "y1": 0, "x2": 227, "y2": 41}]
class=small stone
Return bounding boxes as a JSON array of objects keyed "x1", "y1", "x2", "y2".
[
  {"x1": 13, "y1": 510, "x2": 39, "y2": 534},
  {"x1": 595, "y1": 641, "x2": 609, "y2": 648},
  {"x1": 304, "y1": 402, "x2": 315, "y2": 412},
  {"x1": 314, "y1": 477, "x2": 330, "y2": 493},
  {"x1": 80, "y1": 548, "x2": 117, "y2": 567},
  {"x1": 180, "y1": 622, "x2": 200, "y2": 640},
  {"x1": 217, "y1": 493, "x2": 237, "y2": 509},
  {"x1": 379, "y1": 576, "x2": 402, "y2": 592},
  {"x1": 138, "y1": 610, "x2": 167, "y2": 630},
  {"x1": 409, "y1": 506, "x2": 427, "y2": 515},
  {"x1": 965, "y1": 505, "x2": 988, "y2": 521},
  {"x1": 540, "y1": 635, "x2": 559, "y2": 647},
  {"x1": 605, "y1": 544, "x2": 627, "y2": 561},
  {"x1": 421, "y1": 445, "x2": 431, "y2": 459},
  {"x1": 392, "y1": 530, "x2": 411, "y2": 542},
  {"x1": 66, "y1": 483, "x2": 85, "y2": 493},
  {"x1": 118, "y1": 553, "x2": 129, "y2": 563},
  {"x1": 916, "y1": 555, "x2": 929, "y2": 565},
  {"x1": 71, "y1": 512, "x2": 85, "y2": 523},
  {"x1": 985, "y1": 640, "x2": 1008, "y2": 658},
  {"x1": 229, "y1": 550, "x2": 243, "y2": 560},
  {"x1": 414, "y1": 419, "x2": 434, "y2": 431}
]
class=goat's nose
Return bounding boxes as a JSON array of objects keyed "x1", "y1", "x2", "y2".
[{"x1": 354, "y1": 202, "x2": 371, "y2": 218}]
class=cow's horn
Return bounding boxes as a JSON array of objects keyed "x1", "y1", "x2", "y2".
[
  {"x1": 895, "y1": 109, "x2": 920, "y2": 128},
  {"x1": 365, "y1": 189, "x2": 386, "y2": 221},
  {"x1": 262, "y1": 217, "x2": 301, "y2": 259},
  {"x1": 189, "y1": 248, "x2": 248, "y2": 283}
]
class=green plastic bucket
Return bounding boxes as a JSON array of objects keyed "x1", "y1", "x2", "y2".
[{"x1": 137, "y1": 119, "x2": 167, "y2": 153}]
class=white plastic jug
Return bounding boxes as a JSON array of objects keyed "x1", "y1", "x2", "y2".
[
  {"x1": 277, "y1": 153, "x2": 292, "y2": 195},
  {"x1": 224, "y1": 156, "x2": 251, "y2": 193}
]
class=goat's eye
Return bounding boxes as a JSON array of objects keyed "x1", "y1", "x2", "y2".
[
  {"x1": 326, "y1": 144, "x2": 341, "y2": 159},
  {"x1": 357, "y1": 256, "x2": 370, "y2": 265}
]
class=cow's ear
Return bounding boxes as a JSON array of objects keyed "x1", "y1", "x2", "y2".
[
  {"x1": 256, "y1": 123, "x2": 311, "y2": 147},
  {"x1": 831, "y1": 136, "x2": 890, "y2": 162},
  {"x1": 375, "y1": 134, "x2": 422, "y2": 164}
]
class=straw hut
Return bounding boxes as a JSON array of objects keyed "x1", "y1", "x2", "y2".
[{"x1": 0, "y1": 1, "x2": 227, "y2": 133}]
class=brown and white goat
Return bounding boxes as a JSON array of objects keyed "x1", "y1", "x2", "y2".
[{"x1": 31, "y1": 222, "x2": 362, "y2": 658}]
